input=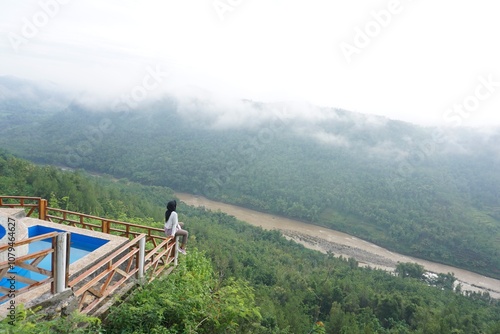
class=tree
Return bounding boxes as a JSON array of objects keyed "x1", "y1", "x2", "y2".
[
  {"x1": 395, "y1": 262, "x2": 425, "y2": 279},
  {"x1": 104, "y1": 249, "x2": 263, "y2": 333}
]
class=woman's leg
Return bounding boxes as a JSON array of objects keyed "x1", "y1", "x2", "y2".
[{"x1": 175, "y1": 228, "x2": 189, "y2": 249}]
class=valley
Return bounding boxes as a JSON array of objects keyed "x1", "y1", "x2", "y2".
[{"x1": 177, "y1": 192, "x2": 500, "y2": 299}]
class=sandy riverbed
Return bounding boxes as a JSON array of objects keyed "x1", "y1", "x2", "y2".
[{"x1": 176, "y1": 192, "x2": 500, "y2": 299}]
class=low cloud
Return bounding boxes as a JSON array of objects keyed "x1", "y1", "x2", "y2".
[{"x1": 309, "y1": 130, "x2": 351, "y2": 147}]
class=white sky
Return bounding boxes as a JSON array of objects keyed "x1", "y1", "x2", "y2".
[{"x1": 1, "y1": 0, "x2": 499, "y2": 127}]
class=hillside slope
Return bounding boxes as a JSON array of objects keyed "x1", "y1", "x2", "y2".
[
  {"x1": 1, "y1": 152, "x2": 500, "y2": 333},
  {"x1": 0, "y1": 81, "x2": 499, "y2": 278}
]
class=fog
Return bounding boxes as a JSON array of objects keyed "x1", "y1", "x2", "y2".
[{"x1": 2, "y1": 1, "x2": 500, "y2": 127}]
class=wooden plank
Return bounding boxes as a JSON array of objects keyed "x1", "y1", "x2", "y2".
[
  {"x1": 17, "y1": 261, "x2": 52, "y2": 277},
  {"x1": 0, "y1": 196, "x2": 41, "y2": 201},
  {"x1": 69, "y1": 243, "x2": 143, "y2": 291},
  {"x1": 143, "y1": 243, "x2": 174, "y2": 272},
  {"x1": 0, "y1": 268, "x2": 9, "y2": 280},
  {"x1": 11, "y1": 274, "x2": 39, "y2": 285},
  {"x1": 115, "y1": 268, "x2": 129, "y2": 278},
  {"x1": 0, "y1": 249, "x2": 54, "y2": 268},
  {"x1": 125, "y1": 252, "x2": 135, "y2": 272},
  {"x1": 1, "y1": 195, "x2": 179, "y2": 306},
  {"x1": 26, "y1": 206, "x2": 36, "y2": 217},
  {"x1": 143, "y1": 239, "x2": 170, "y2": 262},
  {"x1": 73, "y1": 249, "x2": 137, "y2": 296},
  {"x1": 88, "y1": 287, "x2": 103, "y2": 298},
  {"x1": 30, "y1": 254, "x2": 46, "y2": 268},
  {"x1": 77, "y1": 265, "x2": 138, "y2": 312},
  {"x1": 101, "y1": 270, "x2": 116, "y2": 293},
  {"x1": 0, "y1": 233, "x2": 57, "y2": 252},
  {"x1": 0, "y1": 277, "x2": 52, "y2": 303},
  {"x1": 69, "y1": 235, "x2": 142, "y2": 286},
  {"x1": 0, "y1": 286, "x2": 11, "y2": 294},
  {"x1": 77, "y1": 291, "x2": 89, "y2": 310}
]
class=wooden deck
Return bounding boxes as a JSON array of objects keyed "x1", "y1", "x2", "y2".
[{"x1": 0, "y1": 196, "x2": 177, "y2": 315}]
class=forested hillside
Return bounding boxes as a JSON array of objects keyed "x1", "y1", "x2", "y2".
[
  {"x1": 1, "y1": 79, "x2": 499, "y2": 280},
  {"x1": 1, "y1": 152, "x2": 500, "y2": 333}
]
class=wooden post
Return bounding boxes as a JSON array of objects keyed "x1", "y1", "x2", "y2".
[
  {"x1": 102, "y1": 220, "x2": 110, "y2": 234},
  {"x1": 39, "y1": 199, "x2": 48, "y2": 220}
]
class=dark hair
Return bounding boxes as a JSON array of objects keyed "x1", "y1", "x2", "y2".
[{"x1": 165, "y1": 200, "x2": 177, "y2": 222}]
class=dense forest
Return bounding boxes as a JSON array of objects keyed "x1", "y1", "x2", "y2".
[
  {"x1": 1, "y1": 151, "x2": 500, "y2": 333},
  {"x1": 1, "y1": 77, "x2": 499, "y2": 279}
]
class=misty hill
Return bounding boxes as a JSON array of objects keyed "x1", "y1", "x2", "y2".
[
  {"x1": 0, "y1": 76, "x2": 72, "y2": 124},
  {"x1": 0, "y1": 78, "x2": 499, "y2": 279}
]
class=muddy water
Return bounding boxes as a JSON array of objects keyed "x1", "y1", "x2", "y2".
[{"x1": 176, "y1": 192, "x2": 500, "y2": 299}]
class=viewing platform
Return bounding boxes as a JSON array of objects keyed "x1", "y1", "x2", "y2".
[{"x1": 0, "y1": 196, "x2": 178, "y2": 319}]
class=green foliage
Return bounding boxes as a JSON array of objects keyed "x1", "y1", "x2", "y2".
[
  {"x1": 1, "y1": 152, "x2": 499, "y2": 333},
  {"x1": 395, "y1": 262, "x2": 425, "y2": 279},
  {"x1": 0, "y1": 150, "x2": 173, "y2": 221},
  {"x1": 0, "y1": 305, "x2": 102, "y2": 333},
  {"x1": 104, "y1": 249, "x2": 262, "y2": 333},
  {"x1": 183, "y1": 205, "x2": 500, "y2": 333},
  {"x1": 2, "y1": 103, "x2": 499, "y2": 279}
]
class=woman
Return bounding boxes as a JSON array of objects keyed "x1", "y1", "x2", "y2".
[{"x1": 164, "y1": 200, "x2": 188, "y2": 254}]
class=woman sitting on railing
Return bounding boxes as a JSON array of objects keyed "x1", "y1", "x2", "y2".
[{"x1": 164, "y1": 200, "x2": 188, "y2": 255}]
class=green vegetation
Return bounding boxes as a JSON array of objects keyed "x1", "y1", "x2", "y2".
[
  {"x1": 0, "y1": 149, "x2": 172, "y2": 221},
  {"x1": 183, "y1": 205, "x2": 500, "y2": 333},
  {"x1": 105, "y1": 250, "x2": 262, "y2": 333},
  {"x1": 0, "y1": 305, "x2": 101, "y2": 333},
  {"x1": 1, "y1": 153, "x2": 500, "y2": 333},
  {"x1": 395, "y1": 263, "x2": 425, "y2": 279},
  {"x1": 1, "y1": 101, "x2": 499, "y2": 279}
]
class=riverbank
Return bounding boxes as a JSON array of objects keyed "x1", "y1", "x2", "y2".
[{"x1": 176, "y1": 192, "x2": 500, "y2": 299}]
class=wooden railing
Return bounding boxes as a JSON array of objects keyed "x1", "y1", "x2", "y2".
[
  {"x1": 0, "y1": 196, "x2": 45, "y2": 219},
  {"x1": 0, "y1": 196, "x2": 177, "y2": 313},
  {"x1": 43, "y1": 207, "x2": 176, "y2": 277},
  {"x1": 0, "y1": 231, "x2": 70, "y2": 304},
  {"x1": 45, "y1": 207, "x2": 169, "y2": 250}
]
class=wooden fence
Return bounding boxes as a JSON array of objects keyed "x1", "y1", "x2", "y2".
[
  {"x1": 0, "y1": 231, "x2": 69, "y2": 304},
  {"x1": 0, "y1": 196, "x2": 177, "y2": 314}
]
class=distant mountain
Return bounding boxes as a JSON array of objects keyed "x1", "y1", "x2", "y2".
[
  {"x1": 0, "y1": 76, "x2": 72, "y2": 108},
  {"x1": 0, "y1": 76, "x2": 75, "y2": 132},
  {"x1": 1, "y1": 77, "x2": 499, "y2": 279}
]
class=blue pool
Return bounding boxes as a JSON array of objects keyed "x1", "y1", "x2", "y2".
[
  {"x1": 0, "y1": 224, "x2": 5, "y2": 239},
  {"x1": 0, "y1": 225, "x2": 109, "y2": 298}
]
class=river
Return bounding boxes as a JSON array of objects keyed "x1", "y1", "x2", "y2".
[{"x1": 176, "y1": 192, "x2": 500, "y2": 299}]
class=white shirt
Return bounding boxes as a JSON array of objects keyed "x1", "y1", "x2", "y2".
[{"x1": 164, "y1": 211, "x2": 180, "y2": 236}]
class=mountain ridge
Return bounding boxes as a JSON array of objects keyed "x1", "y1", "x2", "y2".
[{"x1": 1, "y1": 77, "x2": 499, "y2": 279}]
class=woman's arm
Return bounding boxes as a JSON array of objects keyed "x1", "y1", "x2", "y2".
[{"x1": 172, "y1": 212, "x2": 180, "y2": 232}]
